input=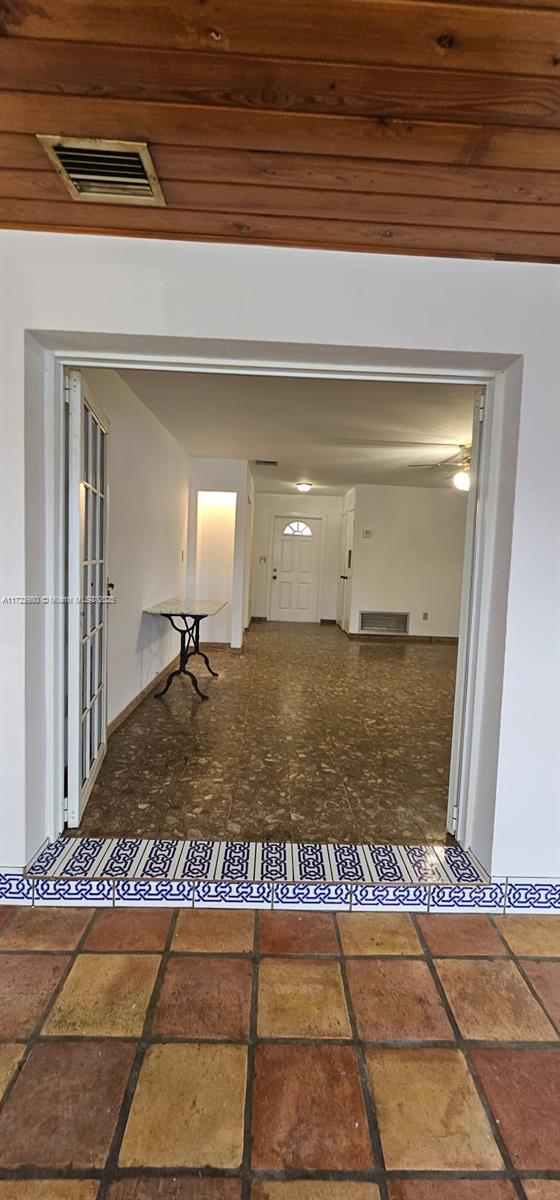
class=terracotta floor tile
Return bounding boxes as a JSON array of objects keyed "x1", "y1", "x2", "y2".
[
  {"x1": 417, "y1": 915, "x2": 506, "y2": 957},
  {"x1": 522, "y1": 1185, "x2": 560, "y2": 1199},
  {"x1": 388, "y1": 1185, "x2": 518, "y2": 1200},
  {"x1": 119, "y1": 1043, "x2": 247, "y2": 1168},
  {"x1": 259, "y1": 911, "x2": 338, "y2": 955},
  {"x1": 521, "y1": 959, "x2": 560, "y2": 1028},
  {"x1": 107, "y1": 1182, "x2": 241, "y2": 1199},
  {"x1": 152, "y1": 954, "x2": 252, "y2": 1038},
  {"x1": 252, "y1": 1187, "x2": 380, "y2": 1199},
  {"x1": 0, "y1": 906, "x2": 16, "y2": 932},
  {"x1": 367, "y1": 1047, "x2": 503, "y2": 1170},
  {"x1": 347, "y1": 958, "x2": 453, "y2": 1041},
  {"x1": 338, "y1": 913, "x2": 423, "y2": 956},
  {"x1": 0, "y1": 952, "x2": 69, "y2": 1037},
  {"x1": 251, "y1": 1042, "x2": 372, "y2": 1170},
  {"x1": 173, "y1": 908, "x2": 254, "y2": 953},
  {"x1": 83, "y1": 907, "x2": 172, "y2": 950},
  {"x1": 43, "y1": 953, "x2": 160, "y2": 1036},
  {"x1": 0, "y1": 907, "x2": 92, "y2": 950},
  {"x1": 0, "y1": 1185, "x2": 99, "y2": 1199},
  {"x1": 0, "y1": 1040, "x2": 135, "y2": 1168},
  {"x1": 495, "y1": 916, "x2": 560, "y2": 957},
  {"x1": 472, "y1": 1047, "x2": 560, "y2": 1169},
  {"x1": 258, "y1": 958, "x2": 351, "y2": 1038},
  {"x1": 435, "y1": 959, "x2": 557, "y2": 1041},
  {"x1": 0, "y1": 1042, "x2": 25, "y2": 1099}
]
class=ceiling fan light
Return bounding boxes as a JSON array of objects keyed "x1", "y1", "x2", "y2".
[{"x1": 453, "y1": 468, "x2": 470, "y2": 492}]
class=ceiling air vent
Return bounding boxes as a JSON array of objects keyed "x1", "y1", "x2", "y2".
[
  {"x1": 36, "y1": 136, "x2": 165, "y2": 206},
  {"x1": 360, "y1": 611, "x2": 409, "y2": 635},
  {"x1": 253, "y1": 459, "x2": 279, "y2": 467}
]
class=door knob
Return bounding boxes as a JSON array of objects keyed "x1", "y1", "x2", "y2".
[{"x1": 340, "y1": 574, "x2": 347, "y2": 580}]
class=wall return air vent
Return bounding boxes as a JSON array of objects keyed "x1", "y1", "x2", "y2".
[
  {"x1": 36, "y1": 136, "x2": 165, "y2": 206},
  {"x1": 359, "y1": 611, "x2": 409, "y2": 634},
  {"x1": 252, "y1": 459, "x2": 279, "y2": 467}
]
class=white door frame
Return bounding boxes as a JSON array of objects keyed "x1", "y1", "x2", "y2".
[
  {"x1": 45, "y1": 348, "x2": 496, "y2": 853},
  {"x1": 65, "y1": 368, "x2": 110, "y2": 826},
  {"x1": 266, "y1": 512, "x2": 324, "y2": 622}
]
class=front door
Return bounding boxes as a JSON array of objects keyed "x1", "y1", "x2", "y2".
[
  {"x1": 270, "y1": 516, "x2": 321, "y2": 621},
  {"x1": 66, "y1": 368, "x2": 109, "y2": 826}
]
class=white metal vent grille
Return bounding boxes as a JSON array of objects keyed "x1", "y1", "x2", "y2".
[
  {"x1": 359, "y1": 611, "x2": 409, "y2": 634},
  {"x1": 36, "y1": 136, "x2": 165, "y2": 206},
  {"x1": 253, "y1": 459, "x2": 279, "y2": 467}
]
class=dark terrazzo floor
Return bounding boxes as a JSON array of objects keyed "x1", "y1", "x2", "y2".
[{"x1": 73, "y1": 622, "x2": 458, "y2": 843}]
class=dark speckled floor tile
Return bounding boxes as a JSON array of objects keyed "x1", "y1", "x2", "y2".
[{"x1": 73, "y1": 623, "x2": 457, "y2": 843}]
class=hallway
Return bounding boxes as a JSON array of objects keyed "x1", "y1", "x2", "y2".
[{"x1": 75, "y1": 623, "x2": 457, "y2": 845}]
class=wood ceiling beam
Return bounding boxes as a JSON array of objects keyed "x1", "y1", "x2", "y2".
[
  {"x1": 1, "y1": 1, "x2": 559, "y2": 78},
  {"x1": 1, "y1": 135, "x2": 559, "y2": 207},
  {"x1": 1, "y1": 41, "x2": 559, "y2": 129},
  {"x1": 1, "y1": 170, "x2": 558, "y2": 234},
  {"x1": 2, "y1": 93, "x2": 560, "y2": 172},
  {"x1": 1, "y1": 197, "x2": 559, "y2": 258}
]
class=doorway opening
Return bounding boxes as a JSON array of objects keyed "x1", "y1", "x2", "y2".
[{"x1": 52, "y1": 355, "x2": 491, "y2": 861}]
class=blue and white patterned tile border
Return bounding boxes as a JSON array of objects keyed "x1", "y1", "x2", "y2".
[
  {"x1": 505, "y1": 879, "x2": 560, "y2": 914},
  {"x1": 353, "y1": 884, "x2": 430, "y2": 912},
  {"x1": 194, "y1": 881, "x2": 273, "y2": 909},
  {"x1": 25, "y1": 837, "x2": 489, "y2": 886},
  {"x1": 34, "y1": 877, "x2": 114, "y2": 907},
  {"x1": 429, "y1": 882, "x2": 507, "y2": 914},
  {"x1": 275, "y1": 882, "x2": 352, "y2": 911},
  {"x1": 1, "y1": 868, "x2": 560, "y2": 912},
  {"x1": 0, "y1": 871, "x2": 33, "y2": 905},
  {"x1": 115, "y1": 879, "x2": 194, "y2": 907},
  {"x1": 2, "y1": 837, "x2": 555, "y2": 912}
]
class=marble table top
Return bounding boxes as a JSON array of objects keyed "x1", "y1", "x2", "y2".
[{"x1": 144, "y1": 598, "x2": 227, "y2": 618}]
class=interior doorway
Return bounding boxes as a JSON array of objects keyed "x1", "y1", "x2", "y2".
[
  {"x1": 52, "y1": 356, "x2": 491, "y2": 855},
  {"x1": 269, "y1": 516, "x2": 322, "y2": 622}
]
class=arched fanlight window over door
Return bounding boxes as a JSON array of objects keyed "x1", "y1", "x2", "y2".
[{"x1": 283, "y1": 520, "x2": 313, "y2": 536}]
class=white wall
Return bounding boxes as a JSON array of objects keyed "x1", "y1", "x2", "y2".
[
  {"x1": 0, "y1": 232, "x2": 558, "y2": 879},
  {"x1": 348, "y1": 484, "x2": 467, "y2": 637},
  {"x1": 185, "y1": 457, "x2": 250, "y2": 647},
  {"x1": 195, "y1": 490, "x2": 236, "y2": 643},
  {"x1": 83, "y1": 369, "x2": 188, "y2": 725},
  {"x1": 251, "y1": 493, "x2": 343, "y2": 620}
]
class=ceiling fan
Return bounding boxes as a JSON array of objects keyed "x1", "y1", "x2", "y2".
[{"x1": 408, "y1": 444, "x2": 472, "y2": 490}]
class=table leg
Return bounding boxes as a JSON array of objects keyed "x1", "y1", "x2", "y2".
[
  {"x1": 192, "y1": 616, "x2": 219, "y2": 677},
  {"x1": 154, "y1": 621, "x2": 210, "y2": 700}
]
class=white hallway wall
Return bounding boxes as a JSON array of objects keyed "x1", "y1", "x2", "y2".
[
  {"x1": 0, "y1": 232, "x2": 558, "y2": 878},
  {"x1": 185, "y1": 457, "x2": 251, "y2": 647},
  {"x1": 251, "y1": 493, "x2": 343, "y2": 620},
  {"x1": 348, "y1": 484, "x2": 468, "y2": 637},
  {"x1": 83, "y1": 369, "x2": 188, "y2": 725}
]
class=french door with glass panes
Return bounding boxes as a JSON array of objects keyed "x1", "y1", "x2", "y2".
[{"x1": 66, "y1": 368, "x2": 109, "y2": 826}]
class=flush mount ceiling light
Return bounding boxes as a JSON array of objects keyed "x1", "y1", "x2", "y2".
[
  {"x1": 452, "y1": 468, "x2": 471, "y2": 492},
  {"x1": 296, "y1": 482, "x2": 312, "y2": 492},
  {"x1": 35, "y1": 136, "x2": 165, "y2": 206}
]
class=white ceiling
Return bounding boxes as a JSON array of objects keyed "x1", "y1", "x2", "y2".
[{"x1": 120, "y1": 369, "x2": 478, "y2": 494}]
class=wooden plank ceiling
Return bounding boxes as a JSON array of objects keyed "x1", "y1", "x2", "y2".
[{"x1": 0, "y1": 0, "x2": 559, "y2": 260}]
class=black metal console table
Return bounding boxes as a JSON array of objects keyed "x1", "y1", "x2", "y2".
[{"x1": 145, "y1": 599, "x2": 227, "y2": 700}]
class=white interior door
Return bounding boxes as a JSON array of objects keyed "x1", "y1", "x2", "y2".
[
  {"x1": 270, "y1": 516, "x2": 321, "y2": 621},
  {"x1": 447, "y1": 387, "x2": 486, "y2": 835},
  {"x1": 66, "y1": 369, "x2": 109, "y2": 826},
  {"x1": 337, "y1": 509, "x2": 354, "y2": 633}
]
